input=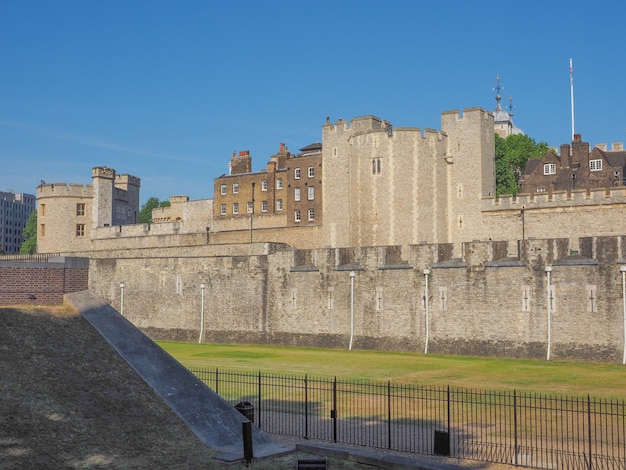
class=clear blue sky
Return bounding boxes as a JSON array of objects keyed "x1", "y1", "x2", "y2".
[{"x1": 1, "y1": 1, "x2": 625, "y2": 203}]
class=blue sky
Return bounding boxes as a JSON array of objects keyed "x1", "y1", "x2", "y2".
[{"x1": 1, "y1": 1, "x2": 625, "y2": 203}]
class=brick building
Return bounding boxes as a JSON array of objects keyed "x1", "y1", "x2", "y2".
[{"x1": 519, "y1": 134, "x2": 626, "y2": 194}]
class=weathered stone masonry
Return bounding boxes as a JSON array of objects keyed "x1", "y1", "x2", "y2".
[{"x1": 87, "y1": 236, "x2": 626, "y2": 363}]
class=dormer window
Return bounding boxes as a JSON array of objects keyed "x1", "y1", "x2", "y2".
[
  {"x1": 590, "y1": 159, "x2": 602, "y2": 171},
  {"x1": 543, "y1": 164, "x2": 556, "y2": 175}
]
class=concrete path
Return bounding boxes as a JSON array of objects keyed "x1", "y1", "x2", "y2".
[{"x1": 65, "y1": 290, "x2": 292, "y2": 461}]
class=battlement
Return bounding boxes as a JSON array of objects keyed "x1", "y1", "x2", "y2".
[
  {"x1": 92, "y1": 166, "x2": 115, "y2": 179},
  {"x1": 115, "y1": 174, "x2": 141, "y2": 188},
  {"x1": 441, "y1": 106, "x2": 491, "y2": 122},
  {"x1": 37, "y1": 183, "x2": 93, "y2": 198},
  {"x1": 486, "y1": 186, "x2": 626, "y2": 211},
  {"x1": 595, "y1": 142, "x2": 624, "y2": 152}
]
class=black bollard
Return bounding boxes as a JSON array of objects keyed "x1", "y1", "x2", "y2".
[{"x1": 242, "y1": 420, "x2": 253, "y2": 464}]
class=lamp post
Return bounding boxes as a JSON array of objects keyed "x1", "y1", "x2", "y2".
[
  {"x1": 423, "y1": 269, "x2": 430, "y2": 354},
  {"x1": 250, "y1": 182, "x2": 255, "y2": 243},
  {"x1": 199, "y1": 283, "x2": 206, "y2": 344},
  {"x1": 120, "y1": 283, "x2": 125, "y2": 316},
  {"x1": 349, "y1": 271, "x2": 355, "y2": 351},
  {"x1": 545, "y1": 266, "x2": 553, "y2": 360},
  {"x1": 619, "y1": 265, "x2": 626, "y2": 365}
]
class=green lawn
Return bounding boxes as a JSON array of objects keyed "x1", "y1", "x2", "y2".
[{"x1": 157, "y1": 341, "x2": 626, "y2": 399}]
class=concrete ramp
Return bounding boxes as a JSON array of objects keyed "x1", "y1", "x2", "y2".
[{"x1": 65, "y1": 290, "x2": 291, "y2": 461}]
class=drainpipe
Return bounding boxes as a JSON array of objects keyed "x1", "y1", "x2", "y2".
[
  {"x1": 199, "y1": 283, "x2": 206, "y2": 344},
  {"x1": 545, "y1": 266, "x2": 553, "y2": 360},
  {"x1": 423, "y1": 269, "x2": 430, "y2": 354}
]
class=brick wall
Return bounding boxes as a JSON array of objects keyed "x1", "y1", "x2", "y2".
[{"x1": 0, "y1": 258, "x2": 89, "y2": 305}]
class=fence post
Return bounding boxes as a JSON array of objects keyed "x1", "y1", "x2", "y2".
[
  {"x1": 514, "y1": 390, "x2": 518, "y2": 467},
  {"x1": 333, "y1": 376, "x2": 337, "y2": 443},
  {"x1": 587, "y1": 395, "x2": 592, "y2": 470},
  {"x1": 258, "y1": 371, "x2": 262, "y2": 430},
  {"x1": 388, "y1": 381, "x2": 392, "y2": 450},
  {"x1": 215, "y1": 368, "x2": 219, "y2": 395},
  {"x1": 305, "y1": 374, "x2": 309, "y2": 439}
]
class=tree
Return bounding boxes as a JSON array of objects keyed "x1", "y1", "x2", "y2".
[
  {"x1": 20, "y1": 211, "x2": 37, "y2": 254},
  {"x1": 495, "y1": 133, "x2": 550, "y2": 196},
  {"x1": 138, "y1": 197, "x2": 170, "y2": 224}
]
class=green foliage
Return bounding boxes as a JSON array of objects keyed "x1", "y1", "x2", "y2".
[
  {"x1": 138, "y1": 197, "x2": 162, "y2": 224},
  {"x1": 20, "y1": 211, "x2": 37, "y2": 254},
  {"x1": 495, "y1": 133, "x2": 550, "y2": 196}
]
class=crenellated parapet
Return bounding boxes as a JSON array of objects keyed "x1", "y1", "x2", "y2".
[{"x1": 37, "y1": 183, "x2": 93, "y2": 199}]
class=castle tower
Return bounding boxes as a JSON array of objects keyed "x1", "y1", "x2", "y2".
[
  {"x1": 492, "y1": 76, "x2": 523, "y2": 137},
  {"x1": 441, "y1": 107, "x2": 495, "y2": 248},
  {"x1": 91, "y1": 167, "x2": 116, "y2": 228}
]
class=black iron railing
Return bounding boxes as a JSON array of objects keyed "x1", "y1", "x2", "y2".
[{"x1": 190, "y1": 368, "x2": 626, "y2": 469}]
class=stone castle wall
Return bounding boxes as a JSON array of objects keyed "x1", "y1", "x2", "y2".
[{"x1": 87, "y1": 236, "x2": 626, "y2": 363}]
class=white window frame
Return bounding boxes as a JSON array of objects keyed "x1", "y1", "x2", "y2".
[
  {"x1": 276, "y1": 178, "x2": 283, "y2": 190},
  {"x1": 294, "y1": 209, "x2": 301, "y2": 222},
  {"x1": 261, "y1": 200, "x2": 267, "y2": 212},
  {"x1": 261, "y1": 179, "x2": 268, "y2": 191},
  {"x1": 220, "y1": 184, "x2": 227, "y2": 195},
  {"x1": 276, "y1": 199, "x2": 283, "y2": 211},
  {"x1": 295, "y1": 168, "x2": 301, "y2": 179},
  {"x1": 308, "y1": 166, "x2": 314, "y2": 178},
  {"x1": 232, "y1": 183, "x2": 239, "y2": 194},
  {"x1": 232, "y1": 202, "x2": 239, "y2": 214},
  {"x1": 590, "y1": 159, "x2": 602, "y2": 171},
  {"x1": 294, "y1": 188, "x2": 301, "y2": 201},
  {"x1": 247, "y1": 202, "x2": 253, "y2": 214},
  {"x1": 308, "y1": 186, "x2": 315, "y2": 200},
  {"x1": 544, "y1": 163, "x2": 556, "y2": 175},
  {"x1": 220, "y1": 204, "x2": 226, "y2": 216},
  {"x1": 308, "y1": 208, "x2": 315, "y2": 221}
]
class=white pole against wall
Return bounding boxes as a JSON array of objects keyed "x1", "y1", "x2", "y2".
[
  {"x1": 349, "y1": 271, "x2": 355, "y2": 351},
  {"x1": 199, "y1": 283, "x2": 206, "y2": 344},
  {"x1": 119, "y1": 283, "x2": 125, "y2": 316},
  {"x1": 619, "y1": 265, "x2": 626, "y2": 365},
  {"x1": 423, "y1": 269, "x2": 430, "y2": 354},
  {"x1": 545, "y1": 266, "x2": 553, "y2": 360}
]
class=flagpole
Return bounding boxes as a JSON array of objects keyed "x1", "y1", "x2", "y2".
[{"x1": 570, "y1": 58, "x2": 575, "y2": 141}]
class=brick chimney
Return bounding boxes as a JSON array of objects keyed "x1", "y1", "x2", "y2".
[
  {"x1": 571, "y1": 134, "x2": 589, "y2": 165},
  {"x1": 230, "y1": 150, "x2": 252, "y2": 175},
  {"x1": 561, "y1": 144, "x2": 571, "y2": 168}
]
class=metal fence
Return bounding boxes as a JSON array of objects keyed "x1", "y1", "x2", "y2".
[{"x1": 190, "y1": 368, "x2": 626, "y2": 469}]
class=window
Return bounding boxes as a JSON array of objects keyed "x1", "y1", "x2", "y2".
[
  {"x1": 76, "y1": 224, "x2": 85, "y2": 237},
  {"x1": 308, "y1": 208, "x2": 315, "y2": 221},
  {"x1": 40, "y1": 204, "x2": 45, "y2": 216},
  {"x1": 372, "y1": 158, "x2": 382, "y2": 175},
  {"x1": 375, "y1": 288, "x2": 383, "y2": 311},
  {"x1": 544, "y1": 163, "x2": 556, "y2": 175},
  {"x1": 308, "y1": 166, "x2": 314, "y2": 178},
  {"x1": 76, "y1": 203, "x2": 85, "y2": 216},
  {"x1": 327, "y1": 288, "x2": 334, "y2": 309},
  {"x1": 220, "y1": 204, "x2": 226, "y2": 215},
  {"x1": 308, "y1": 186, "x2": 315, "y2": 200},
  {"x1": 232, "y1": 202, "x2": 239, "y2": 214},
  {"x1": 521, "y1": 287, "x2": 530, "y2": 312},
  {"x1": 294, "y1": 188, "x2": 301, "y2": 201},
  {"x1": 261, "y1": 179, "x2": 268, "y2": 191},
  {"x1": 439, "y1": 287, "x2": 448, "y2": 310},
  {"x1": 537, "y1": 187, "x2": 547, "y2": 193},
  {"x1": 261, "y1": 200, "x2": 267, "y2": 212},
  {"x1": 247, "y1": 202, "x2": 253, "y2": 213},
  {"x1": 40, "y1": 224, "x2": 45, "y2": 237},
  {"x1": 586, "y1": 285, "x2": 598, "y2": 312},
  {"x1": 220, "y1": 184, "x2": 227, "y2": 195},
  {"x1": 276, "y1": 199, "x2": 283, "y2": 211},
  {"x1": 295, "y1": 168, "x2": 301, "y2": 179},
  {"x1": 294, "y1": 209, "x2": 301, "y2": 222},
  {"x1": 590, "y1": 159, "x2": 602, "y2": 171},
  {"x1": 276, "y1": 178, "x2": 283, "y2": 190},
  {"x1": 176, "y1": 274, "x2": 182, "y2": 295},
  {"x1": 232, "y1": 183, "x2": 239, "y2": 194}
]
